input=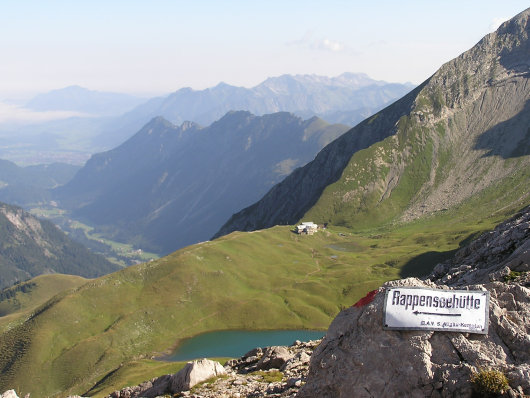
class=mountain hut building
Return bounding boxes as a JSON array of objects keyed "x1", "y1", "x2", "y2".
[{"x1": 296, "y1": 222, "x2": 318, "y2": 235}]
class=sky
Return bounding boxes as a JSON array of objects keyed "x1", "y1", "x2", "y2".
[{"x1": 0, "y1": 0, "x2": 528, "y2": 100}]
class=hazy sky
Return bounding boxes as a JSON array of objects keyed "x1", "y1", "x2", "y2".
[{"x1": 1, "y1": 0, "x2": 528, "y2": 99}]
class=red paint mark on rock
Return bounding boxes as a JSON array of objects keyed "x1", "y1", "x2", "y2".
[{"x1": 353, "y1": 289, "x2": 378, "y2": 308}]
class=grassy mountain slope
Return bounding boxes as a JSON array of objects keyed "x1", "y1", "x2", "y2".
[
  {"x1": 304, "y1": 13, "x2": 530, "y2": 228},
  {"x1": 54, "y1": 112, "x2": 349, "y2": 254},
  {"x1": 0, "y1": 208, "x2": 511, "y2": 397},
  {"x1": 0, "y1": 274, "x2": 87, "y2": 321},
  {"x1": 0, "y1": 202, "x2": 118, "y2": 288},
  {"x1": 215, "y1": 9, "x2": 530, "y2": 238}
]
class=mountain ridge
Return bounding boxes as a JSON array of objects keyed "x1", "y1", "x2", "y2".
[
  {"x1": 0, "y1": 159, "x2": 80, "y2": 206},
  {"x1": 25, "y1": 86, "x2": 146, "y2": 117},
  {"x1": 216, "y1": 8, "x2": 530, "y2": 238},
  {"x1": 0, "y1": 202, "x2": 118, "y2": 289},
  {"x1": 54, "y1": 111, "x2": 349, "y2": 254},
  {"x1": 213, "y1": 83, "x2": 424, "y2": 237},
  {"x1": 96, "y1": 73, "x2": 413, "y2": 149}
]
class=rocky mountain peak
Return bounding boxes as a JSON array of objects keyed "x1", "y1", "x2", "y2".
[
  {"x1": 143, "y1": 116, "x2": 175, "y2": 130},
  {"x1": 179, "y1": 120, "x2": 200, "y2": 131},
  {"x1": 216, "y1": 8, "x2": 530, "y2": 238},
  {"x1": 416, "y1": 8, "x2": 529, "y2": 119}
]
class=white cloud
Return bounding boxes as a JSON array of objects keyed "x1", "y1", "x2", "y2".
[
  {"x1": 288, "y1": 31, "x2": 349, "y2": 53},
  {"x1": 0, "y1": 102, "x2": 89, "y2": 124},
  {"x1": 314, "y1": 38, "x2": 345, "y2": 52},
  {"x1": 489, "y1": 17, "x2": 509, "y2": 32}
]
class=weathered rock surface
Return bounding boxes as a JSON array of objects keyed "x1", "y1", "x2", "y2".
[
  {"x1": 256, "y1": 346, "x2": 294, "y2": 370},
  {"x1": 177, "y1": 340, "x2": 319, "y2": 398},
  {"x1": 170, "y1": 358, "x2": 226, "y2": 392},
  {"x1": 297, "y1": 205, "x2": 530, "y2": 398},
  {"x1": 108, "y1": 359, "x2": 225, "y2": 398},
  {"x1": 106, "y1": 340, "x2": 320, "y2": 398},
  {"x1": 109, "y1": 374, "x2": 173, "y2": 398},
  {"x1": 430, "y1": 206, "x2": 530, "y2": 287},
  {"x1": 0, "y1": 391, "x2": 19, "y2": 398}
]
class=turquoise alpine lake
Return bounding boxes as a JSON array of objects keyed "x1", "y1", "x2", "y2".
[{"x1": 161, "y1": 330, "x2": 325, "y2": 361}]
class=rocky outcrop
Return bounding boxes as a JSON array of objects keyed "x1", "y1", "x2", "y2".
[
  {"x1": 430, "y1": 206, "x2": 530, "y2": 287},
  {"x1": 0, "y1": 391, "x2": 19, "y2": 398},
  {"x1": 297, "y1": 205, "x2": 530, "y2": 398},
  {"x1": 256, "y1": 346, "x2": 294, "y2": 370},
  {"x1": 108, "y1": 375, "x2": 173, "y2": 398},
  {"x1": 108, "y1": 359, "x2": 225, "y2": 398},
  {"x1": 170, "y1": 359, "x2": 226, "y2": 392},
  {"x1": 106, "y1": 340, "x2": 319, "y2": 398},
  {"x1": 180, "y1": 340, "x2": 319, "y2": 398}
]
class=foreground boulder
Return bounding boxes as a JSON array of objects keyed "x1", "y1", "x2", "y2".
[
  {"x1": 256, "y1": 346, "x2": 294, "y2": 370},
  {"x1": 297, "y1": 206, "x2": 530, "y2": 397},
  {"x1": 107, "y1": 340, "x2": 319, "y2": 398},
  {"x1": 170, "y1": 358, "x2": 226, "y2": 392},
  {"x1": 109, "y1": 358, "x2": 225, "y2": 398},
  {"x1": 0, "y1": 391, "x2": 19, "y2": 398}
]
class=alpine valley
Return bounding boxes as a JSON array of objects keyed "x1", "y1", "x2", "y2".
[
  {"x1": 53, "y1": 112, "x2": 349, "y2": 254},
  {"x1": 0, "y1": 8, "x2": 529, "y2": 398}
]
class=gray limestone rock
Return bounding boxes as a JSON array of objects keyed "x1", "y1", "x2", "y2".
[
  {"x1": 298, "y1": 279, "x2": 529, "y2": 397},
  {"x1": 169, "y1": 358, "x2": 226, "y2": 392},
  {"x1": 256, "y1": 346, "x2": 294, "y2": 370},
  {"x1": 298, "y1": 205, "x2": 530, "y2": 397},
  {"x1": 0, "y1": 391, "x2": 19, "y2": 398},
  {"x1": 107, "y1": 360, "x2": 225, "y2": 398}
]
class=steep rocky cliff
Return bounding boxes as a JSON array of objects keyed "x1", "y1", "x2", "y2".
[{"x1": 215, "y1": 8, "x2": 530, "y2": 238}]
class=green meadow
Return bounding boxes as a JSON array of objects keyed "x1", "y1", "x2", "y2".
[{"x1": 0, "y1": 202, "x2": 520, "y2": 397}]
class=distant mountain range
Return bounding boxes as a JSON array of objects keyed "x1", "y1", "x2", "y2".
[
  {"x1": 0, "y1": 202, "x2": 117, "y2": 289},
  {"x1": 128, "y1": 72, "x2": 414, "y2": 126},
  {"x1": 98, "y1": 73, "x2": 414, "y2": 149},
  {"x1": 54, "y1": 111, "x2": 349, "y2": 254},
  {"x1": 0, "y1": 73, "x2": 413, "y2": 164},
  {"x1": 24, "y1": 85, "x2": 147, "y2": 117},
  {"x1": 0, "y1": 159, "x2": 80, "y2": 205}
]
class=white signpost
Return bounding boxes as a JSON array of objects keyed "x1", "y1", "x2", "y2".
[{"x1": 383, "y1": 287, "x2": 489, "y2": 334}]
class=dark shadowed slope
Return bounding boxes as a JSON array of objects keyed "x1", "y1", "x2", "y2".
[
  {"x1": 0, "y1": 202, "x2": 118, "y2": 288},
  {"x1": 55, "y1": 112, "x2": 349, "y2": 254}
]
